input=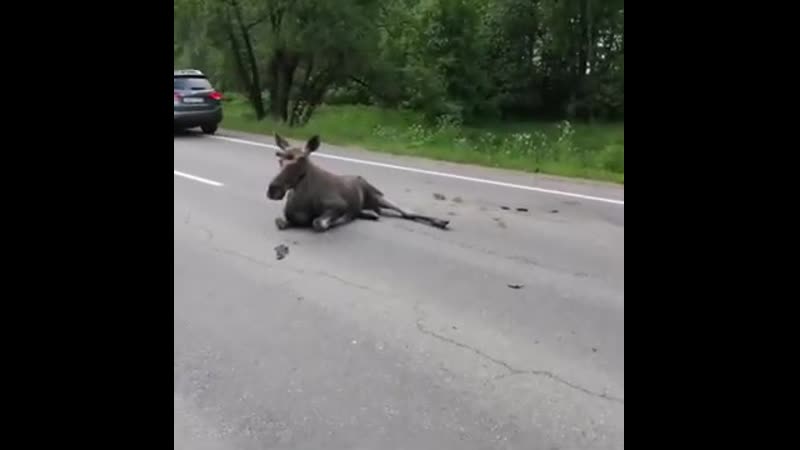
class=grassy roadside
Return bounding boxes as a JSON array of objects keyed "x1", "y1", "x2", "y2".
[{"x1": 220, "y1": 96, "x2": 624, "y2": 184}]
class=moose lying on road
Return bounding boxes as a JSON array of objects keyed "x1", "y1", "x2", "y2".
[{"x1": 266, "y1": 134, "x2": 450, "y2": 232}]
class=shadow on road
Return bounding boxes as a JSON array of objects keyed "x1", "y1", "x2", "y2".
[{"x1": 173, "y1": 129, "x2": 206, "y2": 139}]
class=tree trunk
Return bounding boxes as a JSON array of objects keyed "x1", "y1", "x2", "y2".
[
  {"x1": 230, "y1": 0, "x2": 265, "y2": 120},
  {"x1": 289, "y1": 58, "x2": 315, "y2": 126},
  {"x1": 298, "y1": 69, "x2": 332, "y2": 126},
  {"x1": 572, "y1": 0, "x2": 595, "y2": 121},
  {"x1": 268, "y1": 50, "x2": 298, "y2": 123},
  {"x1": 585, "y1": 0, "x2": 594, "y2": 121},
  {"x1": 222, "y1": 9, "x2": 252, "y2": 102}
]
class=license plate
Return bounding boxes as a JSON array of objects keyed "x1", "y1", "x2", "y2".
[{"x1": 183, "y1": 97, "x2": 204, "y2": 104}]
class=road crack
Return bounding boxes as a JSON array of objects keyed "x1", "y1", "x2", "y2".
[
  {"x1": 393, "y1": 223, "x2": 598, "y2": 281},
  {"x1": 198, "y1": 226, "x2": 214, "y2": 242},
  {"x1": 212, "y1": 247, "x2": 378, "y2": 294},
  {"x1": 181, "y1": 212, "x2": 214, "y2": 242},
  {"x1": 214, "y1": 248, "x2": 273, "y2": 269},
  {"x1": 414, "y1": 307, "x2": 623, "y2": 405},
  {"x1": 315, "y1": 271, "x2": 374, "y2": 292},
  {"x1": 416, "y1": 319, "x2": 518, "y2": 373}
]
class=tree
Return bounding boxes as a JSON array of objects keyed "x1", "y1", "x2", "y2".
[
  {"x1": 174, "y1": 0, "x2": 624, "y2": 124},
  {"x1": 175, "y1": 0, "x2": 382, "y2": 125}
]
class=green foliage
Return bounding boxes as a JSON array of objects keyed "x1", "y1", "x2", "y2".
[
  {"x1": 175, "y1": 0, "x2": 623, "y2": 122},
  {"x1": 221, "y1": 97, "x2": 623, "y2": 183},
  {"x1": 175, "y1": 0, "x2": 623, "y2": 180}
]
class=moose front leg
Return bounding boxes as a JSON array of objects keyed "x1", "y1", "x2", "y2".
[
  {"x1": 275, "y1": 217, "x2": 292, "y2": 230},
  {"x1": 275, "y1": 209, "x2": 312, "y2": 231}
]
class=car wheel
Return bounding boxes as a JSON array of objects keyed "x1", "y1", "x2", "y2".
[{"x1": 201, "y1": 124, "x2": 218, "y2": 135}]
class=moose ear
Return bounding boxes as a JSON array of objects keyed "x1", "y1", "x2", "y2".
[
  {"x1": 275, "y1": 133, "x2": 290, "y2": 150},
  {"x1": 305, "y1": 135, "x2": 320, "y2": 153}
]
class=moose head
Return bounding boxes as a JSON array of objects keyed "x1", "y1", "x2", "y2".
[{"x1": 266, "y1": 134, "x2": 320, "y2": 200}]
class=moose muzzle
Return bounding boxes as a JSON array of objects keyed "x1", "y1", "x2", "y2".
[{"x1": 267, "y1": 184, "x2": 286, "y2": 200}]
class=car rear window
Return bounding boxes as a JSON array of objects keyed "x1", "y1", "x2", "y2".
[{"x1": 174, "y1": 76, "x2": 213, "y2": 91}]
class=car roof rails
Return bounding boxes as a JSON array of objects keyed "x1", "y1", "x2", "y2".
[{"x1": 174, "y1": 69, "x2": 205, "y2": 77}]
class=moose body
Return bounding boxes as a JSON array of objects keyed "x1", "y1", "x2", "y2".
[{"x1": 266, "y1": 134, "x2": 449, "y2": 232}]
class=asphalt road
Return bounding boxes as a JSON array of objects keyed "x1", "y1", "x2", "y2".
[{"x1": 174, "y1": 130, "x2": 624, "y2": 450}]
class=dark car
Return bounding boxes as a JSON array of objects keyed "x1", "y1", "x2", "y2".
[{"x1": 174, "y1": 69, "x2": 223, "y2": 134}]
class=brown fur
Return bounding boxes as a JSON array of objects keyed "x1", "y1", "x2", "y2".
[{"x1": 266, "y1": 134, "x2": 450, "y2": 232}]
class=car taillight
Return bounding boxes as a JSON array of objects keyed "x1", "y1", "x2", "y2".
[
  {"x1": 209, "y1": 91, "x2": 222, "y2": 101},
  {"x1": 174, "y1": 92, "x2": 181, "y2": 102}
]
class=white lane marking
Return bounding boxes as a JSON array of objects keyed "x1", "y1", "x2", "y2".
[
  {"x1": 210, "y1": 135, "x2": 624, "y2": 206},
  {"x1": 174, "y1": 170, "x2": 224, "y2": 187}
]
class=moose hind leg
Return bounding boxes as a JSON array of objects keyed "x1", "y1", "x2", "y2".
[
  {"x1": 357, "y1": 210, "x2": 380, "y2": 221},
  {"x1": 312, "y1": 210, "x2": 353, "y2": 232},
  {"x1": 376, "y1": 196, "x2": 450, "y2": 229}
]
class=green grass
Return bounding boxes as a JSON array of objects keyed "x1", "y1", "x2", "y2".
[{"x1": 220, "y1": 95, "x2": 624, "y2": 184}]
